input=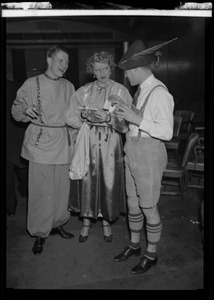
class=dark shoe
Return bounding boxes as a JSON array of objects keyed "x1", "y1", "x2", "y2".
[
  {"x1": 102, "y1": 224, "x2": 113, "y2": 243},
  {"x1": 131, "y1": 256, "x2": 157, "y2": 274},
  {"x1": 32, "y1": 237, "x2": 45, "y2": 255},
  {"x1": 79, "y1": 225, "x2": 91, "y2": 243},
  {"x1": 114, "y1": 246, "x2": 141, "y2": 262},
  {"x1": 50, "y1": 226, "x2": 74, "y2": 239}
]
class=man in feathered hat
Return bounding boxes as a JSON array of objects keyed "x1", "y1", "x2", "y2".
[{"x1": 111, "y1": 38, "x2": 177, "y2": 274}]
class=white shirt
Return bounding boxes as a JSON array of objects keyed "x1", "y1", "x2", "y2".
[{"x1": 128, "y1": 74, "x2": 174, "y2": 140}]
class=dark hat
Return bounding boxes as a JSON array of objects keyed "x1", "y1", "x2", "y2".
[{"x1": 118, "y1": 37, "x2": 177, "y2": 70}]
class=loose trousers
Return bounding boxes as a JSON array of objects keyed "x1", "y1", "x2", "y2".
[{"x1": 27, "y1": 162, "x2": 70, "y2": 238}]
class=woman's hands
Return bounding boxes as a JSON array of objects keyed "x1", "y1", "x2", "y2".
[
  {"x1": 94, "y1": 110, "x2": 109, "y2": 123},
  {"x1": 80, "y1": 107, "x2": 110, "y2": 123},
  {"x1": 79, "y1": 103, "x2": 142, "y2": 126}
]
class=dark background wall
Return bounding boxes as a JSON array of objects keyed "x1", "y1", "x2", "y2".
[{"x1": 4, "y1": 15, "x2": 212, "y2": 123}]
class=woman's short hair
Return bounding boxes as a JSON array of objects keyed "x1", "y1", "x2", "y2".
[
  {"x1": 86, "y1": 51, "x2": 116, "y2": 74},
  {"x1": 46, "y1": 44, "x2": 69, "y2": 60}
]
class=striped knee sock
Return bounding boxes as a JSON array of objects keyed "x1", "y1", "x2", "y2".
[
  {"x1": 128, "y1": 212, "x2": 144, "y2": 248},
  {"x1": 145, "y1": 221, "x2": 163, "y2": 259}
]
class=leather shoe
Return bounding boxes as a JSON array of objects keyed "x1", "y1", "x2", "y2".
[
  {"x1": 114, "y1": 246, "x2": 141, "y2": 262},
  {"x1": 32, "y1": 237, "x2": 45, "y2": 255},
  {"x1": 50, "y1": 226, "x2": 74, "y2": 239},
  {"x1": 131, "y1": 256, "x2": 157, "y2": 274}
]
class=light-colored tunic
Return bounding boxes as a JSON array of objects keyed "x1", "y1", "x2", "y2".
[{"x1": 12, "y1": 74, "x2": 76, "y2": 164}]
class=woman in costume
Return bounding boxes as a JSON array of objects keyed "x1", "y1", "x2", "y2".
[{"x1": 65, "y1": 51, "x2": 132, "y2": 242}]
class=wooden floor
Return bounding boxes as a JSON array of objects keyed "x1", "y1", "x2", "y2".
[{"x1": 4, "y1": 185, "x2": 210, "y2": 297}]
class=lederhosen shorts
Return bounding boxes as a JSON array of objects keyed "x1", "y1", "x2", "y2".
[{"x1": 124, "y1": 136, "x2": 167, "y2": 208}]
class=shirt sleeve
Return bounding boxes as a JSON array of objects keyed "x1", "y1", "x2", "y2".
[
  {"x1": 65, "y1": 87, "x2": 85, "y2": 129},
  {"x1": 11, "y1": 80, "x2": 32, "y2": 123},
  {"x1": 139, "y1": 89, "x2": 174, "y2": 141}
]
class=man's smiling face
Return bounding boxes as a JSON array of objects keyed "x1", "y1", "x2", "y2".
[{"x1": 48, "y1": 50, "x2": 69, "y2": 78}]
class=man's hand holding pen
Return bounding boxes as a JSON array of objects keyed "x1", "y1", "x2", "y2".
[{"x1": 114, "y1": 102, "x2": 142, "y2": 126}]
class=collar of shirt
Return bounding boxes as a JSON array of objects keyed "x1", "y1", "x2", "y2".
[
  {"x1": 139, "y1": 74, "x2": 154, "y2": 91},
  {"x1": 137, "y1": 74, "x2": 157, "y2": 109}
]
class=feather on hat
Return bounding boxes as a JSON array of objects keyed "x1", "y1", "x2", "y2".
[{"x1": 118, "y1": 37, "x2": 177, "y2": 70}]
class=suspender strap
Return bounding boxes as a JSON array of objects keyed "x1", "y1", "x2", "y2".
[
  {"x1": 140, "y1": 84, "x2": 167, "y2": 116},
  {"x1": 136, "y1": 84, "x2": 167, "y2": 138}
]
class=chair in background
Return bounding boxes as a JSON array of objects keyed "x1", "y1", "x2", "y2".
[
  {"x1": 186, "y1": 136, "x2": 204, "y2": 243},
  {"x1": 194, "y1": 123, "x2": 204, "y2": 139},
  {"x1": 175, "y1": 110, "x2": 195, "y2": 139},
  {"x1": 165, "y1": 115, "x2": 183, "y2": 162},
  {"x1": 186, "y1": 136, "x2": 204, "y2": 189},
  {"x1": 161, "y1": 132, "x2": 199, "y2": 200}
]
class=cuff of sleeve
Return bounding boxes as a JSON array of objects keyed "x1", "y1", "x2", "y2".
[
  {"x1": 106, "y1": 113, "x2": 111, "y2": 123},
  {"x1": 139, "y1": 119, "x2": 153, "y2": 133}
]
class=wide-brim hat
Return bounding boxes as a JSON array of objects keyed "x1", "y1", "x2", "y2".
[{"x1": 118, "y1": 37, "x2": 177, "y2": 70}]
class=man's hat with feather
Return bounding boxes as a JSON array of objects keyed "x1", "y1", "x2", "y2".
[{"x1": 118, "y1": 37, "x2": 177, "y2": 70}]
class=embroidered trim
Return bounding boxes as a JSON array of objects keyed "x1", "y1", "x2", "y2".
[
  {"x1": 43, "y1": 73, "x2": 60, "y2": 81},
  {"x1": 35, "y1": 76, "x2": 44, "y2": 145}
]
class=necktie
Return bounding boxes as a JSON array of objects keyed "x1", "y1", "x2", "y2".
[{"x1": 132, "y1": 86, "x2": 141, "y2": 107}]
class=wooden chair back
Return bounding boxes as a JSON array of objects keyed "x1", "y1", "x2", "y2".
[
  {"x1": 181, "y1": 132, "x2": 199, "y2": 168},
  {"x1": 175, "y1": 110, "x2": 195, "y2": 135},
  {"x1": 173, "y1": 115, "x2": 183, "y2": 138}
]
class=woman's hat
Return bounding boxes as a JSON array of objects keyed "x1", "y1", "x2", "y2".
[{"x1": 118, "y1": 37, "x2": 177, "y2": 70}]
